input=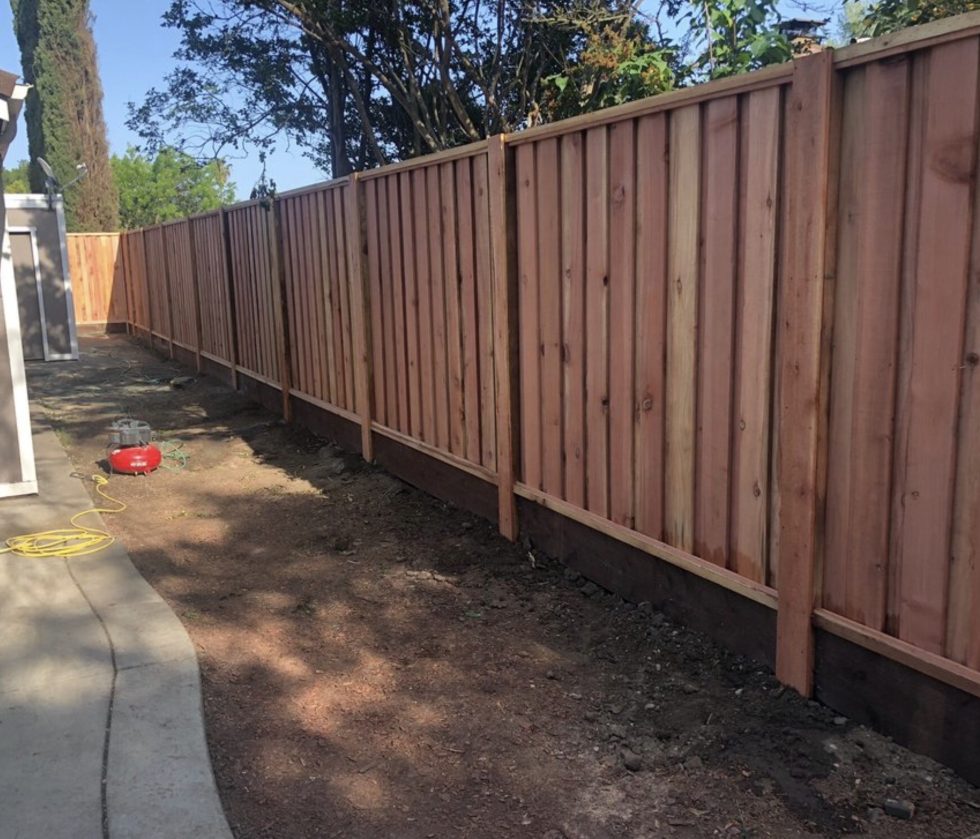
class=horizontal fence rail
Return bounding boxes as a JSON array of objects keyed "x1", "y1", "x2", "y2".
[{"x1": 67, "y1": 14, "x2": 980, "y2": 714}]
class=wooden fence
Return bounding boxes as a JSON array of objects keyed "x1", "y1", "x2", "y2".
[
  {"x1": 65, "y1": 233, "x2": 128, "y2": 325},
  {"x1": 70, "y1": 15, "x2": 980, "y2": 720}
]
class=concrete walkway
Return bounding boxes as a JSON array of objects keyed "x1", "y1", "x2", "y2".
[{"x1": 0, "y1": 424, "x2": 231, "y2": 839}]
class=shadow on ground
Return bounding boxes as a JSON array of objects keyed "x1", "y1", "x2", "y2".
[{"x1": 23, "y1": 334, "x2": 980, "y2": 839}]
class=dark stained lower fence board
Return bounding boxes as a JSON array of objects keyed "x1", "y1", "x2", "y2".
[
  {"x1": 517, "y1": 499, "x2": 776, "y2": 668},
  {"x1": 814, "y1": 630, "x2": 980, "y2": 787},
  {"x1": 290, "y1": 396, "x2": 362, "y2": 455},
  {"x1": 373, "y1": 433, "x2": 500, "y2": 525}
]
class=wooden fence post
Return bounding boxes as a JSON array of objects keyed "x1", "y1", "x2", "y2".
[
  {"x1": 119, "y1": 232, "x2": 133, "y2": 336},
  {"x1": 488, "y1": 134, "x2": 520, "y2": 540},
  {"x1": 774, "y1": 48, "x2": 835, "y2": 697},
  {"x1": 345, "y1": 174, "x2": 375, "y2": 462},
  {"x1": 219, "y1": 209, "x2": 240, "y2": 390},
  {"x1": 186, "y1": 219, "x2": 204, "y2": 373},
  {"x1": 267, "y1": 198, "x2": 293, "y2": 421}
]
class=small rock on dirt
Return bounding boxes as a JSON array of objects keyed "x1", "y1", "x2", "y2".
[
  {"x1": 682, "y1": 682, "x2": 700, "y2": 695},
  {"x1": 883, "y1": 799, "x2": 916, "y2": 820},
  {"x1": 563, "y1": 567, "x2": 582, "y2": 584},
  {"x1": 170, "y1": 376, "x2": 195, "y2": 388},
  {"x1": 621, "y1": 748, "x2": 643, "y2": 772},
  {"x1": 834, "y1": 715, "x2": 848, "y2": 726},
  {"x1": 684, "y1": 755, "x2": 704, "y2": 771},
  {"x1": 580, "y1": 581, "x2": 600, "y2": 597}
]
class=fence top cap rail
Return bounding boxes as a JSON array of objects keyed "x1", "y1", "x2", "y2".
[
  {"x1": 357, "y1": 138, "x2": 490, "y2": 181},
  {"x1": 276, "y1": 175, "x2": 351, "y2": 200},
  {"x1": 833, "y1": 9, "x2": 980, "y2": 67}
]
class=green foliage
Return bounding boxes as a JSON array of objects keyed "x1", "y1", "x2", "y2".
[
  {"x1": 2, "y1": 159, "x2": 31, "y2": 192},
  {"x1": 849, "y1": 0, "x2": 975, "y2": 38},
  {"x1": 11, "y1": 0, "x2": 119, "y2": 231},
  {"x1": 111, "y1": 147, "x2": 235, "y2": 229},
  {"x1": 543, "y1": 19, "x2": 675, "y2": 121},
  {"x1": 672, "y1": 0, "x2": 793, "y2": 81}
]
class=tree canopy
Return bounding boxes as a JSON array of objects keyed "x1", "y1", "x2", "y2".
[
  {"x1": 1, "y1": 159, "x2": 31, "y2": 193},
  {"x1": 128, "y1": 0, "x2": 976, "y2": 186},
  {"x1": 112, "y1": 147, "x2": 235, "y2": 229},
  {"x1": 129, "y1": 0, "x2": 796, "y2": 179},
  {"x1": 11, "y1": 0, "x2": 119, "y2": 231}
]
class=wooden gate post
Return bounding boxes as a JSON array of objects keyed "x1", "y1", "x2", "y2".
[
  {"x1": 345, "y1": 174, "x2": 376, "y2": 462},
  {"x1": 774, "y1": 48, "x2": 835, "y2": 696},
  {"x1": 488, "y1": 134, "x2": 520, "y2": 541}
]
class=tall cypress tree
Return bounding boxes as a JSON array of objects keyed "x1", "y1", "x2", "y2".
[{"x1": 11, "y1": 0, "x2": 119, "y2": 231}]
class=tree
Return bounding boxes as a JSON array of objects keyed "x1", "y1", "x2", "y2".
[
  {"x1": 130, "y1": 1, "x2": 809, "y2": 181},
  {"x1": 111, "y1": 147, "x2": 235, "y2": 229},
  {"x1": 10, "y1": 0, "x2": 119, "y2": 231},
  {"x1": 844, "y1": 0, "x2": 974, "y2": 38},
  {"x1": 1, "y1": 159, "x2": 31, "y2": 192},
  {"x1": 130, "y1": 1, "x2": 678, "y2": 176}
]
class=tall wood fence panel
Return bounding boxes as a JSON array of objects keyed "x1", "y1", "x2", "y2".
[
  {"x1": 161, "y1": 221, "x2": 198, "y2": 351},
  {"x1": 188, "y1": 212, "x2": 234, "y2": 365},
  {"x1": 225, "y1": 201, "x2": 280, "y2": 386},
  {"x1": 84, "y1": 16, "x2": 980, "y2": 726},
  {"x1": 821, "y1": 34, "x2": 980, "y2": 669},
  {"x1": 65, "y1": 233, "x2": 128, "y2": 325},
  {"x1": 510, "y1": 82, "x2": 787, "y2": 595},
  {"x1": 122, "y1": 231, "x2": 150, "y2": 333},
  {"x1": 361, "y1": 144, "x2": 497, "y2": 476},
  {"x1": 279, "y1": 181, "x2": 357, "y2": 417},
  {"x1": 143, "y1": 225, "x2": 172, "y2": 342}
]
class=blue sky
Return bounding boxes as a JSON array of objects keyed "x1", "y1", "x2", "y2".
[{"x1": 0, "y1": 0, "x2": 323, "y2": 198}]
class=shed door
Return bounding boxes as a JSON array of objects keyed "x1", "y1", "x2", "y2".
[{"x1": 10, "y1": 230, "x2": 45, "y2": 360}]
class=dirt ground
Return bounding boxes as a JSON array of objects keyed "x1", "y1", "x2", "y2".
[{"x1": 22, "y1": 333, "x2": 980, "y2": 839}]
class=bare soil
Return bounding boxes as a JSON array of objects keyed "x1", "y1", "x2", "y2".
[{"x1": 25, "y1": 333, "x2": 980, "y2": 839}]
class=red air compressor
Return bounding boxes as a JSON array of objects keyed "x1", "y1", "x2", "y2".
[{"x1": 107, "y1": 419, "x2": 162, "y2": 475}]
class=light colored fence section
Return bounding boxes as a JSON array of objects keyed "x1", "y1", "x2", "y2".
[
  {"x1": 90, "y1": 15, "x2": 980, "y2": 703},
  {"x1": 65, "y1": 233, "x2": 128, "y2": 325},
  {"x1": 188, "y1": 212, "x2": 234, "y2": 364},
  {"x1": 510, "y1": 83, "x2": 787, "y2": 593},
  {"x1": 225, "y1": 201, "x2": 280, "y2": 386},
  {"x1": 361, "y1": 143, "x2": 497, "y2": 474},
  {"x1": 279, "y1": 181, "x2": 357, "y2": 415}
]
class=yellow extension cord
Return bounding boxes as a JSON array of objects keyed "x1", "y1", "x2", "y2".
[{"x1": 0, "y1": 475, "x2": 126, "y2": 559}]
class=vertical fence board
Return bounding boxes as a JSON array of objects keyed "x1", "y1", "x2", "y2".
[
  {"x1": 584, "y1": 126, "x2": 609, "y2": 516},
  {"x1": 364, "y1": 180, "x2": 387, "y2": 424},
  {"x1": 633, "y1": 114, "x2": 669, "y2": 541},
  {"x1": 730, "y1": 88, "x2": 781, "y2": 584},
  {"x1": 473, "y1": 156, "x2": 497, "y2": 471},
  {"x1": 947, "y1": 137, "x2": 980, "y2": 667},
  {"x1": 441, "y1": 164, "x2": 465, "y2": 455},
  {"x1": 517, "y1": 143, "x2": 541, "y2": 490},
  {"x1": 665, "y1": 105, "x2": 701, "y2": 552},
  {"x1": 889, "y1": 41, "x2": 978, "y2": 654},
  {"x1": 457, "y1": 160, "x2": 482, "y2": 465},
  {"x1": 823, "y1": 61, "x2": 908, "y2": 629},
  {"x1": 608, "y1": 121, "x2": 637, "y2": 529},
  {"x1": 695, "y1": 96, "x2": 739, "y2": 567},
  {"x1": 537, "y1": 138, "x2": 563, "y2": 497},
  {"x1": 560, "y1": 133, "x2": 586, "y2": 509},
  {"x1": 426, "y1": 165, "x2": 450, "y2": 451},
  {"x1": 412, "y1": 168, "x2": 436, "y2": 443}
]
